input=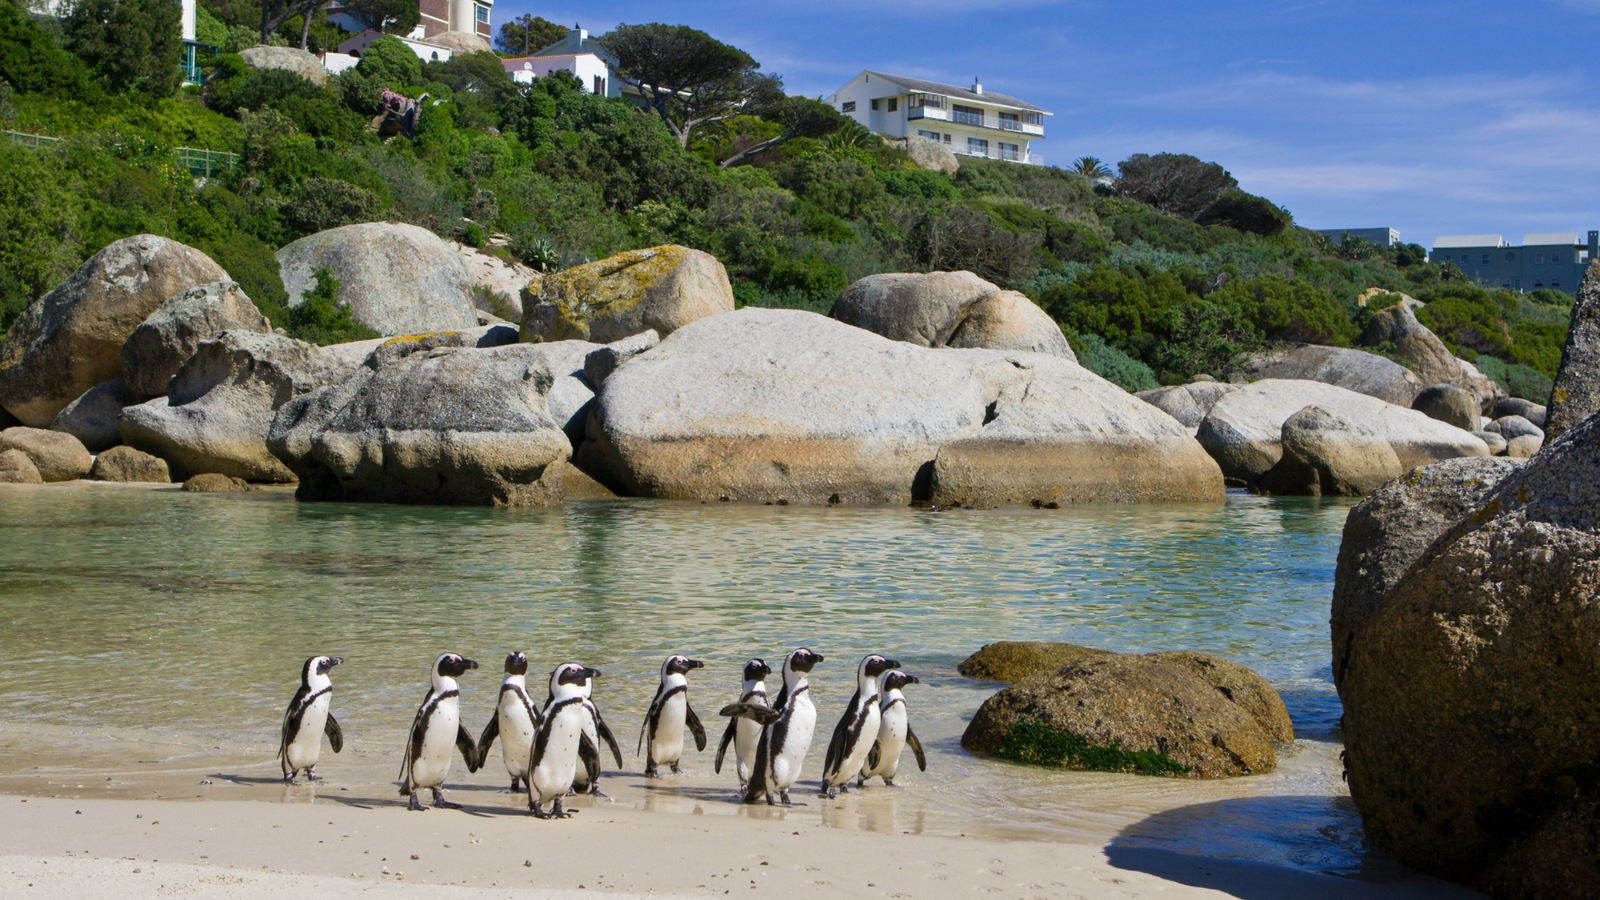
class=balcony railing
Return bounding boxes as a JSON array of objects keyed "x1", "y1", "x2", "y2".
[
  {"x1": 949, "y1": 142, "x2": 1041, "y2": 166},
  {"x1": 908, "y1": 105, "x2": 1044, "y2": 135}
]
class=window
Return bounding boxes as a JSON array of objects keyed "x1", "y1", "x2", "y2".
[
  {"x1": 593, "y1": 75, "x2": 605, "y2": 95},
  {"x1": 1554, "y1": 282, "x2": 1562, "y2": 289},
  {"x1": 870, "y1": 99, "x2": 879, "y2": 110},
  {"x1": 1023, "y1": 111, "x2": 1044, "y2": 125},
  {"x1": 998, "y1": 142, "x2": 1019, "y2": 160},
  {"x1": 1501, "y1": 279, "x2": 1512, "y2": 288},
  {"x1": 923, "y1": 94, "x2": 946, "y2": 109},
  {"x1": 887, "y1": 98, "x2": 897, "y2": 112},
  {"x1": 917, "y1": 130, "x2": 941, "y2": 141},
  {"x1": 1460, "y1": 254, "x2": 1469, "y2": 265},
  {"x1": 968, "y1": 137, "x2": 989, "y2": 156},
  {"x1": 998, "y1": 112, "x2": 1020, "y2": 131},
  {"x1": 1535, "y1": 252, "x2": 1545, "y2": 264},
  {"x1": 1553, "y1": 252, "x2": 1562, "y2": 263},
  {"x1": 953, "y1": 105, "x2": 983, "y2": 126},
  {"x1": 943, "y1": 133, "x2": 951, "y2": 144},
  {"x1": 475, "y1": 3, "x2": 487, "y2": 22},
  {"x1": 842, "y1": 101, "x2": 856, "y2": 113},
  {"x1": 1535, "y1": 282, "x2": 1544, "y2": 289},
  {"x1": 1482, "y1": 254, "x2": 1490, "y2": 265}
]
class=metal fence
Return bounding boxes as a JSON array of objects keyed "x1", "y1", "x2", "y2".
[
  {"x1": 3, "y1": 130, "x2": 64, "y2": 149},
  {"x1": 175, "y1": 147, "x2": 239, "y2": 177}
]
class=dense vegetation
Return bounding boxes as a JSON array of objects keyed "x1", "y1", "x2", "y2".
[{"x1": 0, "y1": 0, "x2": 1573, "y2": 398}]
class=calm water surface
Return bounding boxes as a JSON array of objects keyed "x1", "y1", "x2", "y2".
[{"x1": 0, "y1": 485, "x2": 1376, "y2": 876}]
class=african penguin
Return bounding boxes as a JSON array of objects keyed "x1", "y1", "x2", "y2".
[
  {"x1": 476, "y1": 651, "x2": 540, "y2": 793},
  {"x1": 820, "y1": 654, "x2": 899, "y2": 798},
  {"x1": 277, "y1": 655, "x2": 343, "y2": 783},
  {"x1": 720, "y1": 647, "x2": 823, "y2": 806},
  {"x1": 527, "y1": 662, "x2": 602, "y2": 819},
  {"x1": 571, "y1": 670, "x2": 623, "y2": 797},
  {"x1": 398, "y1": 653, "x2": 481, "y2": 811},
  {"x1": 714, "y1": 658, "x2": 771, "y2": 791},
  {"x1": 858, "y1": 670, "x2": 926, "y2": 787},
  {"x1": 637, "y1": 655, "x2": 707, "y2": 777}
]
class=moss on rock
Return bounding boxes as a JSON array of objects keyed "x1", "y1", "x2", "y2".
[{"x1": 996, "y1": 718, "x2": 1192, "y2": 776}]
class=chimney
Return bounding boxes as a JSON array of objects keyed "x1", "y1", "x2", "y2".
[
  {"x1": 972, "y1": 77, "x2": 983, "y2": 95},
  {"x1": 1589, "y1": 230, "x2": 1598, "y2": 262},
  {"x1": 570, "y1": 24, "x2": 586, "y2": 43}
]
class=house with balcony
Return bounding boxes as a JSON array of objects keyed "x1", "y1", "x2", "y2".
[
  {"x1": 1429, "y1": 231, "x2": 1598, "y2": 293},
  {"x1": 826, "y1": 71, "x2": 1049, "y2": 165},
  {"x1": 325, "y1": 0, "x2": 491, "y2": 42}
]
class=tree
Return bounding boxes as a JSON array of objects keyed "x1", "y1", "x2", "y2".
[
  {"x1": 496, "y1": 14, "x2": 565, "y2": 55},
  {"x1": 719, "y1": 97, "x2": 845, "y2": 168},
  {"x1": 598, "y1": 23, "x2": 774, "y2": 148},
  {"x1": 62, "y1": 0, "x2": 181, "y2": 99},
  {"x1": 1071, "y1": 156, "x2": 1112, "y2": 183},
  {"x1": 1116, "y1": 153, "x2": 1238, "y2": 219},
  {"x1": 258, "y1": 0, "x2": 322, "y2": 45},
  {"x1": 338, "y1": 0, "x2": 420, "y2": 35}
]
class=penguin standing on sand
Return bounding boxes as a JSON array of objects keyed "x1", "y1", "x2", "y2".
[
  {"x1": 476, "y1": 651, "x2": 540, "y2": 793},
  {"x1": 637, "y1": 655, "x2": 708, "y2": 777},
  {"x1": 527, "y1": 662, "x2": 603, "y2": 819},
  {"x1": 858, "y1": 670, "x2": 926, "y2": 787},
  {"x1": 277, "y1": 655, "x2": 344, "y2": 783},
  {"x1": 714, "y1": 658, "x2": 771, "y2": 791},
  {"x1": 820, "y1": 654, "x2": 898, "y2": 798},
  {"x1": 721, "y1": 648, "x2": 824, "y2": 806},
  {"x1": 571, "y1": 670, "x2": 623, "y2": 797},
  {"x1": 398, "y1": 653, "x2": 481, "y2": 811}
]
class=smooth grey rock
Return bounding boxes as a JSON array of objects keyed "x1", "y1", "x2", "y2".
[
  {"x1": 1506, "y1": 433, "x2": 1543, "y2": 458},
  {"x1": 1490, "y1": 397, "x2": 1547, "y2": 428},
  {"x1": 1472, "y1": 430, "x2": 1508, "y2": 455},
  {"x1": 583, "y1": 329, "x2": 659, "y2": 387},
  {"x1": 0, "y1": 426, "x2": 92, "y2": 482},
  {"x1": 1359, "y1": 304, "x2": 1503, "y2": 407},
  {"x1": 521, "y1": 245, "x2": 733, "y2": 344},
  {"x1": 900, "y1": 133, "x2": 959, "y2": 174},
  {"x1": 1257, "y1": 405, "x2": 1404, "y2": 497},
  {"x1": 0, "y1": 236, "x2": 226, "y2": 425},
  {"x1": 51, "y1": 377, "x2": 137, "y2": 452},
  {"x1": 1487, "y1": 414, "x2": 1543, "y2": 441},
  {"x1": 0, "y1": 448, "x2": 42, "y2": 483},
  {"x1": 1411, "y1": 383, "x2": 1479, "y2": 431},
  {"x1": 1546, "y1": 262, "x2": 1600, "y2": 440},
  {"x1": 237, "y1": 45, "x2": 327, "y2": 85},
  {"x1": 1230, "y1": 344, "x2": 1423, "y2": 406},
  {"x1": 122, "y1": 280, "x2": 271, "y2": 399},
  {"x1": 451, "y1": 241, "x2": 533, "y2": 318},
  {"x1": 89, "y1": 445, "x2": 169, "y2": 483},
  {"x1": 831, "y1": 271, "x2": 1075, "y2": 361},
  {"x1": 276, "y1": 223, "x2": 479, "y2": 336},
  {"x1": 1136, "y1": 382, "x2": 1236, "y2": 430}
]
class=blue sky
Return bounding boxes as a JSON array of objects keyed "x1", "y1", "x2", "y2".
[{"x1": 493, "y1": 1, "x2": 1600, "y2": 249}]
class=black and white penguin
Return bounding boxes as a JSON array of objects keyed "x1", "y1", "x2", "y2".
[
  {"x1": 714, "y1": 658, "x2": 771, "y2": 791},
  {"x1": 636, "y1": 655, "x2": 707, "y2": 777},
  {"x1": 720, "y1": 647, "x2": 823, "y2": 806},
  {"x1": 398, "y1": 653, "x2": 481, "y2": 811},
  {"x1": 571, "y1": 670, "x2": 623, "y2": 797},
  {"x1": 527, "y1": 662, "x2": 602, "y2": 819},
  {"x1": 858, "y1": 670, "x2": 926, "y2": 787},
  {"x1": 476, "y1": 651, "x2": 540, "y2": 793},
  {"x1": 819, "y1": 654, "x2": 899, "y2": 798},
  {"x1": 277, "y1": 655, "x2": 344, "y2": 783}
]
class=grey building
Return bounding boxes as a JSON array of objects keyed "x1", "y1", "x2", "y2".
[
  {"x1": 1429, "y1": 231, "x2": 1599, "y2": 293},
  {"x1": 1315, "y1": 227, "x2": 1400, "y2": 248}
]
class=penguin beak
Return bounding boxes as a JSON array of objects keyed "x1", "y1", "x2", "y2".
[
  {"x1": 812, "y1": 653, "x2": 824, "y2": 663},
  {"x1": 583, "y1": 668, "x2": 602, "y2": 679},
  {"x1": 464, "y1": 659, "x2": 479, "y2": 670},
  {"x1": 687, "y1": 659, "x2": 705, "y2": 669},
  {"x1": 329, "y1": 657, "x2": 343, "y2": 667},
  {"x1": 908, "y1": 675, "x2": 920, "y2": 684}
]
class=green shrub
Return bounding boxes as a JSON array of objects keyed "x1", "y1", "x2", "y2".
[
  {"x1": 1474, "y1": 355, "x2": 1556, "y2": 403},
  {"x1": 0, "y1": 1, "x2": 99, "y2": 102},
  {"x1": 285, "y1": 266, "x2": 379, "y2": 345},
  {"x1": 200, "y1": 231, "x2": 290, "y2": 326},
  {"x1": 1072, "y1": 332, "x2": 1158, "y2": 392},
  {"x1": 282, "y1": 177, "x2": 380, "y2": 236},
  {"x1": 0, "y1": 143, "x2": 81, "y2": 331},
  {"x1": 995, "y1": 717, "x2": 1192, "y2": 776}
]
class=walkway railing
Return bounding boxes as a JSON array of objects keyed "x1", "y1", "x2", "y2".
[
  {"x1": 909, "y1": 106, "x2": 1045, "y2": 135},
  {"x1": 7, "y1": 130, "x2": 240, "y2": 177},
  {"x1": 3, "y1": 130, "x2": 64, "y2": 149}
]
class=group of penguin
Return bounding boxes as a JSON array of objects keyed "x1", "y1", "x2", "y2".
[{"x1": 277, "y1": 648, "x2": 927, "y2": 819}]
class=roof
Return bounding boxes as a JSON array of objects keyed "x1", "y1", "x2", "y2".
[
  {"x1": 857, "y1": 71, "x2": 1050, "y2": 114},
  {"x1": 1523, "y1": 232, "x2": 1581, "y2": 246},
  {"x1": 1433, "y1": 235, "x2": 1504, "y2": 249}
]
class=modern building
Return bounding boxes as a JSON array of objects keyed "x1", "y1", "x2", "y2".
[
  {"x1": 826, "y1": 71, "x2": 1049, "y2": 165},
  {"x1": 499, "y1": 26, "x2": 637, "y2": 100},
  {"x1": 1315, "y1": 227, "x2": 1399, "y2": 248},
  {"x1": 1429, "y1": 232, "x2": 1598, "y2": 293},
  {"x1": 325, "y1": 0, "x2": 490, "y2": 42}
]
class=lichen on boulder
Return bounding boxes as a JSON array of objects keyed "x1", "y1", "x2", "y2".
[{"x1": 521, "y1": 245, "x2": 733, "y2": 344}]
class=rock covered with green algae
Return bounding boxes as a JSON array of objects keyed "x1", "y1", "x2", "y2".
[
  {"x1": 520, "y1": 245, "x2": 734, "y2": 344},
  {"x1": 960, "y1": 643, "x2": 1292, "y2": 778}
]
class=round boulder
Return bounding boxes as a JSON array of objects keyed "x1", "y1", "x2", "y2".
[
  {"x1": 831, "y1": 271, "x2": 1074, "y2": 361},
  {"x1": 183, "y1": 473, "x2": 257, "y2": 492},
  {"x1": 1473, "y1": 430, "x2": 1508, "y2": 455},
  {"x1": 237, "y1": 45, "x2": 327, "y2": 85},
  {"x1": 958, "y1": 641, "x2": 1113, "y2": 681},
  {"x1": 521, "y1": 245, "x2": 734, "y2": 344},
  {"x1": 276, "y1": 223, "x2": 480, "y2": 336},
  {"x1": 1506, "y1": 433, "x2": 1543, "y2": 458},
  {"x1": 1491, "y1": 397, "x2": 1547, "y2": 428},
  {"x1": 1257, "y1": 405, "x2": 1404, "y2": 497},
  {"x1": 1136, "y1": 381, "x2": 1236, "y2": 430},
  {"x1": 121, "y1": 280, "x2": 271, "y2": 399},
  {"x1": 1487, "y1": 414, "x2": 1543, "y2": 441},
  {"x1": 899, "y1": 133, "x2": 959, "y2": 175},
  {"x1": 89, "y1": 445, "x2": 170, "y2": 483},
  {"x1": 0, "y1": 448, "x2": 42, "y2": 484},
  {"x1": 1411, "y1": 383, "x2": 1479, "y2": 431},
  {"x1": 0, "y1": 426, "x2": 92, "y2": 482},
  {"x1": 428, "y1": 31, "x2": 492, "y2": 53},
  {"x1": 51, "y1": 378, "x2": 137, "y2": 453},
  {"x1": 1229, "y1": 343, "x2": 1422, "y2": 406}
]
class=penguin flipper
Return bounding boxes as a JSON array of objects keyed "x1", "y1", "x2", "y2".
[
  {"x1": 578, "y1": 733, "x2": 601, "y2": 784},
  {"x1": 591, "y1": 706, "x2": 624, "y2": 768},
  {"x1": 718, "y1": 703, "x2": 781, "y2": 725},
  {"x1": 456, "y1": 723, "x2": 481, "y2": 773},
  {"x1": 477, "y1": 715, "x2": 500, "y2": 770},
  {"x1": 822, "y1": 699, "x2": 859, "y2": 782},
  {"x1": 864, "y1": 740, "x2": 881, "y2": 776},
  {"x1": 685, "y1": 701, "x2": 707, "y2": 752},
  {"x1": 324, "y1": 712, "x2": 344, "y2": 754},
  {"x1": 714, "y1": 718, "x2": 737, "y2": 773},
  {"x1": 279, "y1": 685, "x2": 310, "y2": 763},
  {"x1": 905, "y1": 726, "x2": 927, "y2": 772}
]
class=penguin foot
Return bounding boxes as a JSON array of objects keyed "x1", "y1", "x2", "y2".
[
  {"x1": 587, "y1": 787, "x2": 611, "y2": 800},
  {"x1": 407, "y1": 792, "x2": 426, "y2": 812},
  {"x1": 884, "y1": 778, "x2": 896, "y2": 787},
  {"x1": 530, "y1": 800, "x2": 550, "y2": 819},
  {"x1": 430, "y1": 788, "x2": 462, "y2": 810},
  {"x1": 509, "y1": 778, "x2": 527, "y2": 794},
  {"x1": 644, "y1": 767, "x2": 660, "y2": 779},
  {"x1": 282, "y1": 774, "x2": 297, "y2": 786},
  {"x1": 670, "y1": 764, "x2": 683, "y2": 775},
  {"x1": 306, "y1": 770, "x2": 324, "y2": 782},
  {"x1": 552, "y1": 799, "x2": 572, "y2": 818}
]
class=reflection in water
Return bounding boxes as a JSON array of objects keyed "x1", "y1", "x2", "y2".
[{"x1": 0, "y1": 485, "x2": 1361, "y2": 873}]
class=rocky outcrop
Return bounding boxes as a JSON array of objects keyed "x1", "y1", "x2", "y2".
[
  {"x1": 1257, "y1": 405, "x2": 1404, "y2": 496},
  {"x1": 1359, "y1": 303, "x2": 1501, "y2": 406},
  {"x1": 1411, "y1": 383, "x2": 1478, "y2": 431},
  {"x1": 117, "y1": 331, "x2": 349, "y2": 482},
  {"x1": 183, "y1": 473, "x2": 257, "y2": 492},
  {"x1": 1491, "y1": 397, "x2": 1547, "y2": 428},
  {"x1": 276, "y1": 223, "x2": 480, "y2": 335},
  {"x1": 0, "y1": 426, "x2": 92, "y2": 482},
  {"x1": 237, "y1": 45, "x2": 327, "y2": 85},
  {"x1": 51, "y1": 378, "x2": 137, "y2": 453},
  {"x1": 583, "y1": 329, "x2": 658, "y2": 387},
  {"x1": 121, "y1": 280, "x2": 271, "y2": 399},
  {"x1": 1546, "y1": 262, "x2": 1600, "y2": 440},
  {"x1": 1339, "y1": 409, "x2": 1600, "y2": 897},
  {"x1": 0, "y1": 236, "x2": 227, "y2": 425},
  {"x1": 267, "y1": 336, "x2": 579, "y2": 506},
  {"x1": 521, "y1": 245, "x2": 734, "y2": 344},
  {"x1": 1135, "y1": 381, "x2": 1236, "y2": 430},
  {"x1": 0, "y1": 448, "x2": 42, "y2": 484},
  {"x1": 958, "y1": 641, "x2": 1111, "y2": 682},
  {"x1": 89, "y1": 445, "x2": 169, "y2": 483},
  {"x1": 587, "y1": 308, "x2": 1222, "y2": 506},
  {"x1": 1194, "y1": 379, "x2": 1488, "y2": 483},
  {"x1": 831, "y1": 271, "x2": 1074, "y2": 361},
  {"x1": 1228, "y1": 344, "x2": 1423, "y2": 406},
  {"x1": 898, "y1": 134, "x2": 959, "y2": 175},
  {"x1": 961, "y1": 647, "x2": 1292, "y2": 778},
  {"x1": 428, "y1": 31, "x2": 492, "y2": 53},
  {"x1": 451, "y1": 242, "x2": 534, "y2": 318}
]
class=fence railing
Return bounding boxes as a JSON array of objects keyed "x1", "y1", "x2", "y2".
[
  {"x1": 7, "y1": 131, "x2": 239, "y2": 176},
  {"x1": 908, "y1": 106, "x2": 1045, "y2": 135},
  {"x1": 3, "y1": 130, "x2": 64, "y2": 149}
]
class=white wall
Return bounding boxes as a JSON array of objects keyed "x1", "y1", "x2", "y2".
[{"x1": 504, "y1": 53, "x2": 619, "y2": 97}]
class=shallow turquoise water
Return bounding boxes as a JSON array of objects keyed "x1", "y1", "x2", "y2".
[{"x1": 0, "y1": 485, "x2": 1367, "y2": 874}]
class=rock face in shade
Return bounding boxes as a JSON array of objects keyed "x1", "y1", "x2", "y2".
[
  {"x1": 0, "y1": 406, "x2": 18, "y2": 429},
  {"x1": 1358, "y1": 303, "x2": 1502, "y2": 406},
  {"x1": 0, "y1": 448, "x2": 42, "y2": 484},
  {"x1": 583, "y1": 329, "x2": 659, "y2": 387},
  {"x1": 1411, "y1": 383, "x2": 1479, "y2": 431},
  {"x1": 587, "y1": 308, "x2": 1222, "y2": 506},
  {"x1": 1338, "y1": 410, "x2": 1600, "y2": 898},
  {"x1": 0, "y1": 235, "x2": 227, "y2": 426},
  {"x1": 237, "y1": 45, "x2": 327, "y2": 85},
  {"x1": 521, "y1": 245, "x2": 734, "y2": 344},
  {"x1": 276, "y1": 223, "x2": 480, "y2": 336},
  {"x1": 1487, "y1": 414, "x2": 1543, "y2": 441},
  {"x1": 831, "y1": 271, "x2": 1075, "y2": 361},
  {"x1": 1492, "y1": 397, "x2": 1548, "y2": 428},
  {"x1": 0, "y1": 426, "x2": 92, "y2": 482},
  {"x1": 1135, "y1": 382, "x2": 1236, "y2": 430},
  {"x1": 1228, "y1": 343, "x2": 1423, "y2": 406},
  {"x1": 1546, "y1": 262, "x2": 1600, "y2": 440},
  {"x1": 51, "y1": 378, "x2": 137, "y2": 453},
  {"x1": 121, "y1": 280, "x2": 271, "y2": 399},
  {"x1": 89, "y1": 445, "x2": 170, "y2": 483},
  {"x1": 1257, "y1": 405, "x2": 1404, "y2": 497}
]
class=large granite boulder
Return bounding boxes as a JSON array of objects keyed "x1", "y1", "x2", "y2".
[
  {"x1": 899, "y1": 134, "x2": 959, "y2": 175},
  {"x1": 1411, "y1": 383, "x2": 1479, "y2": 431},
  {"x1": 0, "y1": 236, "x2": 227, "y2": 425},
  {"x1": 961, "y1": 647, "x2": 1292, "y2": 778},
  {"x1": 1474, "y1": 430, "x2": 1509, "y2": 455},
  {"x1": 1487, "y1": 414, "x2": 1543, "y2": 441},
  {"x1": 1491, "y1": 397, "x2": 1547, "y2": 428},
  {"x1": 1339, "y1": 410, "x2": 1600, "y2": 897},
  {"x1": 1546, "y1": 263, "x2": 1600, "y2": 440},
  {"x1": 1506, "y1": 433, "x2": 1543, "y2": 458},
  {"x1": 583, "y1": 329, "x2": 658, "y2": 387},
  {"x1": 587, "y1": 308, "x2": 1222, "y2": 506},
  {"x1": 428, "y1": 30, "x2": 492, "y2": 53},
  {"x1": 958, "y1": 641, "x2": 1113, "y2": 682},
  {"x1": 521, "y1": 245, "x2": 733, "y2": 344},
  {"x1": 1195, "y1": 379, "x2": 1488, "y2": 483},
  {"x1": 0, "y1": 448, "x2": 42, "y2": 484},
  {"x1": 184, "y1": 473, "x2": 256, "y2": 493},
  {"x1": 89, "y1": 445, "x2": 169, "y2": 483},
  {"x1": 1359, "y1": 303, "x2": 1502, "y2": 406},
  {"x1": 276, "y1": 223, "x2": 480, "y2": 335},
  {"x1": 121, "y1": 280, "x2": 271, "y2": 399},
  {"x1": 237, "y1": 45, "x2": 327, "y2": 85},
  {"x1": 268, "y1": 336, "x2": 579, "y2": 506},
  {"x1": 1229, "y1": 344, "x2": 1423, "y2": 406},
  {"x1": 0, "y1": 426, "x2": 92, "y2": 482},
  {"x1": 51, "y1": 377, "x2": 137, "y2": 453},
  {"x1": 831, "y1": 271, "x2": 1074, "y2": 361},
  {"x1": 452, "y1": 241, "x2": 534, "y2": 319},
  {"x1": 1135, "y1": 381, "x2": 1236, "y2": 430},
  {"x1": 1257, "y1": 405, "x2": 1404, "y2": 497}
]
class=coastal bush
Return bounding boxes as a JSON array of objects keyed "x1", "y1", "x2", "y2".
[
  {"x1": 1071, "y1": 333, "x2": 1159, "y2": 392},
  {"x1": 995, "y1": 717, "x2": 1192, "y2": 776},
  {"x1": 286, "y1": 266, "x2": 379, "y2": 345}
]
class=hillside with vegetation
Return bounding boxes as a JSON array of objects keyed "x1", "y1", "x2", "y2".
[{"x1": 0, "y1": 0, "x2": 1570, "y2": 400}]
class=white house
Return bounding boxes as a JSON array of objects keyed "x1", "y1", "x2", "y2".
[
  {"x1": 331, "y1": 30, "x2": 457, "y2": 73},
  {"x1": 827, "y1": 71, "x2": 1049, "y2": 165},
  {"x1": 326, "y1": 0, "x2": 491, "y2": 42},
  {"x1": 500, "y1": 26, "x2": 647, "y2": 101}
]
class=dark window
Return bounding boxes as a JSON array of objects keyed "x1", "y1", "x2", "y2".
[
  {"x1": 953, "y1": 105, "x2": 983, "y2": 126},
  {"x1": 888, "y1": 98, "x2": 897, "y2": 112},
  {"x1": 1482, "y1": 254, "x2": 1490, "y2": 265},
  {"x1": 870, "y1": 99, "x2": 880, "y2": 110},
  {"x1": 1535, "y1": 252, "x2": 1544, "y2": 264},
  {"x1": 593, "y1": 75, "x2": 605, "y2": 95},
  {"x1": 842, "y1": 101, "x2": 856, "y2": 113},
  {"x1": 1553, "y1": 252, "x2": 1562, "y2": 263}
]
